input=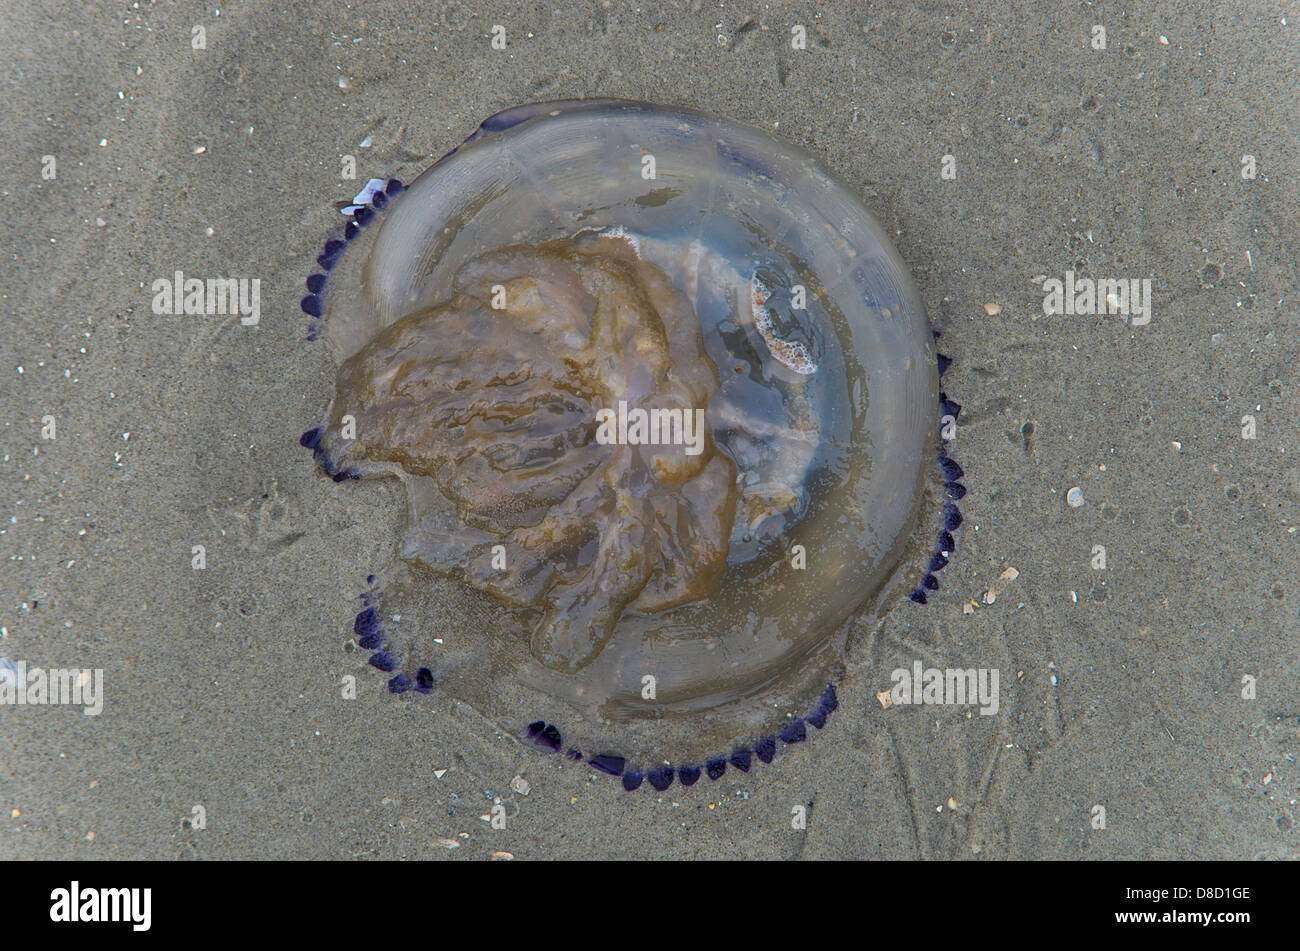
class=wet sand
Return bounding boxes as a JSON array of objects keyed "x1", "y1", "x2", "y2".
[{"x1": 2, "y1": 1, "x2": 1297, "y2": 859}]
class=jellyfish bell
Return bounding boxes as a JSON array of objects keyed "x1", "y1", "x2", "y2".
[{"x1": 302, "y1": 100, "x2": 963, "y2": 784}]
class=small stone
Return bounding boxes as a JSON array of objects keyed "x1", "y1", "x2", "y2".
[
  {"x1": 1066, "y1": 486, "x2": 1084, "y2": 507},
  {"x1": 876, "y1": 688, "x2": 893, "y2": 708},
  {"x1": 510, "y1": 775, "x2": 531, "y2": 796},
  {"x1": 491, "y1": 850, "x2": 515, "y2": 860},
  {"x1": 983, "y1": 302, "x2": 1002, "y2": 316}
]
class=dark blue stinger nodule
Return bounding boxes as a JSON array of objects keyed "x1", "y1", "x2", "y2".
[
  {"x1": 909, "y1": 341, "x2": 966, "y2": 606},
  {"x1": 300, "y1": 179, "x2": 406, "y2": 342}
]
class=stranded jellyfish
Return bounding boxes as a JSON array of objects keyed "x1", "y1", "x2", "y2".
[{"x1": 300, "y1": 100, "x2": 964, "y2": 790}]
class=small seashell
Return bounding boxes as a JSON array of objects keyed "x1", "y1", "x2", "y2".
[{"x1": 982, "y1": 566, "x2": 1020, "y2": 605}]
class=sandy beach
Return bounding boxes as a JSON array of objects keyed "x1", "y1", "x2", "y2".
[{"x1": 2, "y1": 1, "x2": 1297, "y2": 860}]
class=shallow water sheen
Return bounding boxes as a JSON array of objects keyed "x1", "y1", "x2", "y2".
[{"x1": 311, "y1": 99, "x2": 939, "y2": 766}]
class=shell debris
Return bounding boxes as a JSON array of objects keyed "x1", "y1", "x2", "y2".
[{"x1": 981, "y1": 567, "x2": 1020, "y2": 605}]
